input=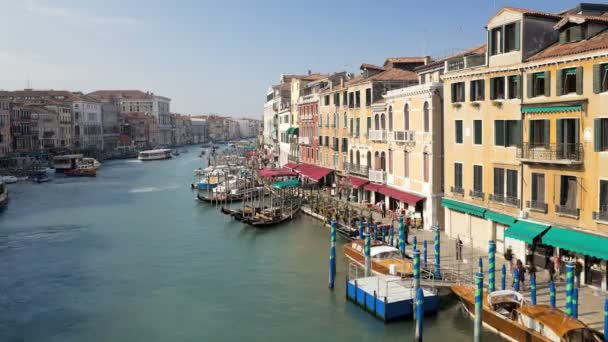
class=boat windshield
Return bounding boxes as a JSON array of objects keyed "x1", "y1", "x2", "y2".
[{"x1": 374, "y1": 251, "x2": 401, "y2": 260}]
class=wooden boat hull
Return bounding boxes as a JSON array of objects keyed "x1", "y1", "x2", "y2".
[
  {"x1": 65, "y1": 169, "x2": 96, "y2": 177},
  {"x1": 248, "y1": 208, "x2": 300, "y2": 227},
  {"x1": 343, "y1": 245, "x2": 413, "y2": 277}
]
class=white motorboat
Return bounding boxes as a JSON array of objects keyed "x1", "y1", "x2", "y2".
[
  {"x1": 2, "y1": 176, "x2": 18, "y2": 184},
  {"x1": 82, "y1": 158, "x2": 101, "y2": 169}
]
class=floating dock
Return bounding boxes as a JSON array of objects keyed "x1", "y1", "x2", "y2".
[{"x1": 346, "y1": 275, "x2": 440, "y2": 322}]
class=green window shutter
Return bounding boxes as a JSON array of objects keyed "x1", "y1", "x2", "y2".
[
  {"x1": 593, "y1": 64, "x2": 602, "y2": 94},
  {"x1": 495, "y1": 120, "x2": 505, "y2": 146},
  {"x1": 544, "y1": 71, "x2": 551, "y2": 97},
  {"x1": 515, "y1": 120, "x2": 522, "y2": 146},
  {"x1": 556, "y1": 119, "x2": 563, "y2": 145},
  {"x1": 571, "y1": 26, "x2": 583, "y2": 42},
  {"x1": 488, "y1": 29, "x2": 493, "y2": 55},
  {"x1": 480, "y1": 80, "x2": 485, "y2": 100},
  {"x1": 556, "y1": 69, "x2": 563, "y2": 96},
  {"x1": 574, "y1": 119, "x2": 580, "y2": 144},
  {"x1": 469, "y1": 82, "x2": 474, "y2": 101},
  {"x1": 515, "y1": 75, "x2": 522, "y2": 99},
  {"x1": 527, "y1": 74, "x2": 533, "y2": 98},
  {"x1": 594, "y1": 118, "x2": 602, "y2": 151},
  {"x1": 576, "y1": 66, "x2": 584, "y2": 95},
  {"x1": 559, "y1": 31, "x2": 567, "y2": 44},
  {"x1": 543, "y1": 120, "x2": 550, "y2": 147},
  {"x1": 514, "y1": 21, "x2": 521, "y2": 51},
  {"x1": 490, "y1": 79, "x2": 495, "y2": 99}
]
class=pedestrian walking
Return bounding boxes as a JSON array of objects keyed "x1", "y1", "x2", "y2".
[
  {"x1": 504, "y1": 246, "x2": 514, "y2": 273},
  {"x1": 548, "y1": 259, "x2": 556, "y2": 281},
  {"x1": 575, "y1": 260, "x2": 583, "y2": 288},
  {"x1": 456, "y1": 236, "x2": 463, "y2": 261},
  {"x1": 516, "y1": 259, "x2": 526, "y2": 290}
]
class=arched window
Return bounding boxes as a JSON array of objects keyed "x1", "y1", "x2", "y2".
[
  {"x1": 388, "y1": 106, "x2": 393, "y2": 131},
  {"x1": 380, "y1": 151, "x2": 386, "y2": 170},
  {"x1": 356, "y1": 151, "x2": 360, "y2": 166},
  {"x1": 343, "y1": 113, "x2": 347, "y2": 128},
  {"x1": 388, "y1": 149, "x2": 393, "y2": 173},
  {"x1": 333, "y1": 113, "x2": 338, "y2": 128},
  {"x1": 380, "y1": 114, "x2": 386, "y2": 130},
  {"x1": 374, "y1": 151, "x2": 380, "y2": 169},
  {"x1": 366, "y1": 151, "x2": 372, "y2": 169},
  {"x1": 326, "y1": 114, "x2": 330, "y2": 127},
  {"x1": 374, "y1": 114, "x2": 380, "y2": 130},
  {"x1": 404, "y1": 104, "x2": 410, "y2": 130},
  {"x1": 423, "y1": 102, "x2": 430, "y2": 133}
]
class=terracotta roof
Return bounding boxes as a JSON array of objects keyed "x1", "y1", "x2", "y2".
[
  {"x1": 282, "y1": 73, "x2": 328, "y2": 81},
  {"x1": 415, "y1": 44, "x2": 487, "y2": 72},
  {"x1": 360, "y1": 63, "x2": 386, "y2": 71},
  {"x1": 499, "y1": 6, "x2": 562, "y2": 20},
  {"x1": 348, "y1": 68, "x2": 418, "y2": 86},
  {"x1": 555, "y1": 13, "x2": 608, "y2": 29},
  {"x1": 383, "y1": 57, "x2": 428, "y2": 65},
  {"x1": 526, "y1": 31, "x2": 608, "y2": 61},
  {"x1": 88, "y1": 90, "x2": 153, "y2": 100}
]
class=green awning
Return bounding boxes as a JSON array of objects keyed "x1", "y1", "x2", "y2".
[
  {"x1": 541, "y1": 227, "x2": 608, "y2": 260},
  {"x1": 564, "y1": 68, "x2": 577, "y2": 76},
  {"x1": 504, "y1": 220, "x2": 550, "y2": 244},
  {"x1": 484, "y1": 210, "x2": 517, "y2": 226},
  {"x1": 285, "y1": 128, "x2": 294, "y2": 134},
  {"x1": 521, "y1": 105, "x2": 582, "y2": 114},
  {"x1": 292, "y1": 127, "x2": 299, "y2": 135},
  {"x1": 272, "y1": 179, "x2": 300, "y2": 189},
  {"x1": 441, "y1": 198, "x2": 486, "y2": 217}
]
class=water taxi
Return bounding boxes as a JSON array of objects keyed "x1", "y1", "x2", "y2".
[
  {"x1": 138, "y1": 149, "x2": 172, "y2": 161},
  {"x1": 64, "y1": 164, "x2": 96, "y2": 177},
  {"x1": 32, "y1": 170, "x2": 52, "y2": 183},
  {"x1": 82, "y1": 157, "x2": 101, "y2": 169},
  {"x1": 451, "y1": 286, "x2": 603, "y2": 341},
  {"x1": 53, "y1": 154, "x2": 84, "y2": 172},
  {"x1": 343, "y1": 240, "x2": 413, "y2": 277}
]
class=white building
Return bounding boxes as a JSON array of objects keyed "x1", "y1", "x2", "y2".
[
  {"x1": 191, "y1": 117, "x2": 208, "y2": 144},
  {"x1": 73, "y1": 95, "x2": 103, "y2": 150},
  {"x1": 277, "y1": 107, "x2": 291, "y2": 167}
]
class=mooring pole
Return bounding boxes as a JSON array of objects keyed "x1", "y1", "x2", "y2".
[
  {"x1": 474, "y1": 272, "x2": 483, "y2": 342},
  {"x1": 513, "y1": 267, "x2": 520, "y2": 291},
  {"x1": 413, "y1": 235, "x2": 417, "y2": 250},
  {"x1": 381, "y1": 225, "x2": 386, "y2": 244},
  {"x1": 604, "y1": 298, "x2": 607, "y2": 341},
  {"x1": 573, "y1": 288, "x2": 579, "y2": 319},
  {"x1": 415, "y1": 287, "x2": 424, "y2": 342},
  {"x1": 398, "y1": 214, "x2": 405, "y2": 256},
  {"x1": 433, "y1": 225, "x2": 440, "y2": 279},
  {"x1": 501, "y1": 264, "x2": 506, "y2": 291},
  {"x1": 566, "y1": 262, "x2": 574, "y2": 317},
  {"x1": 530, "y1": 273, "x2": 537, "y2": 305},
  {"x1": 388, "y1": 220, "x2": 394, "y2": 247},
  {"x1": 549, "y1": 280, "x2": 556, "y2": 309},
  {"x1": 423, "y1": 240, "x2": 428, "y2": 269},
  {"x1": 364, "y1": 227, "x2": 371, "y2": 277},
  {"x1": 373, "y1": 223, "x2": 378, "y2": 241},
  {"x1": 329, "y1": 219, "x2": 336, "y2": 289},
  {"x1": 358, "y1": 217, "x2": 364, "y2": 239},
  {"x1": 478, "y1": 257, "x2": 483, "y2": 274},
  {"x1": 413, "y1": 248, "x2": 421, "y2": 314},
  {"x1": 488, "y1": 240, "x2": 495, "y2": 293}
]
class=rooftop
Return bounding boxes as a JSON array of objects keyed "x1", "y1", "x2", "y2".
[{"x1": 527, "y1": 30, "x2": 608, "y2": 61}]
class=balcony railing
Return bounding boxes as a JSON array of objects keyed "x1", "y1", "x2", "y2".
[
  {"x1": 469, "y1": 190, "x2": 484, "y2": 200},
  {"x1": 489, "y1": 194, "x2": 521, "y2": 207},
  {"x1": 369, "y1": 169, "x2": 387, "y2": 184},
  {"x1": 298, "y1": 136, "x2": 310, "y2": 145},
  {"x1": 288, "y1": 154, "x2": 299, "y2": 163},
  {"x1": 391, "y1": 130, "x2": 416, "y2": 143},
  {"x1": 368, "y1": 130, "x2": 387, "y2": 142},
  {"x1": 517, "y1": 143, "x2": 583, "y2": 164},
  {"x1": 343, "y1": 161, "x2": 369, "y2": 176},
  {"x1": 527, "y1": 200, "x2": 548, "y2": 213},
  {"x1": 451, "y1": 186, "x2": 464, "y2": 196},
  {"x1": 593, "y1": 207, "x2": 608, "y2": 221},
  {"x1": 555, "y1": 204, "x2": 580, "y2": 218}
]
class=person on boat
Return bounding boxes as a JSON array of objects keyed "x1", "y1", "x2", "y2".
[
  {"x1": 504, "y1": 246, "x2": 514, "y2": 272},
  {"x1": 456, "y1": 236, "x2": 463, "y2": 261}
]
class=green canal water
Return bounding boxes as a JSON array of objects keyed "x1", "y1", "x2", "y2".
[{"x1": 0, "y1": 149, "x2": 499, "y2": 341}]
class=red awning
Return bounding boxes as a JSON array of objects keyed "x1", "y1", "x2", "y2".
[
  {"x1": 348, "y1": 176, "x2": 368, "y2": 188},
  {"x1": 284, "y1": 162, "x2": 298, "y2": 170},
  {"x1": 259, "y1": 168, "x2": 297, "y2": 178},
  {"x1": 378, "y1": 186, "x2": 423, "y2": 205},
  {"x1": 299, "y1": 164, "x2": 333, "y2": 181},
  {"x1": 294, "y1": 163, "x2": 314, "y2": 172},
  {"x1": 364, "y1": 183, "x2": 382, "y2": 192}
]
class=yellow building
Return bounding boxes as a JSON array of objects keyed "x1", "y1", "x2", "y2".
[{"x1": 442, "y1": 4, "x2": 608, "y2": 290}]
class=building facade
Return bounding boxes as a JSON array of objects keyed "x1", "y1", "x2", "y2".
[{"x1": 0, "y1": 101, "x2": 11, "y2": 157}]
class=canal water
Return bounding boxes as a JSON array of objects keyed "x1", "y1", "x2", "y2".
[{"x1": 0, "y1": 149, "x2": 499, "y2": 341}]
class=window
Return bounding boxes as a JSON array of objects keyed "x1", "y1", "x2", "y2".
[
  {"x1": 388, "y1": 149, "x2": 393, "y2": 173},
  {"x1": 365, "y1": 88, "x2": 371, "y2": 106},
  {"x1": 318, "y1": 136, "x2": 323, "y2": 146},
  {"x1": 423, "y1": 153, "x2": 429, "y2": 183},
  {"x1": 366, "y1": 117, "x2": 371, "y2": 136},
  {"x1": 506, "y1": 170, "x2": 518, "y2": 204},
  {"x1": 599, "y1": 180, "x2": 608, "y2": 214},
  {"x1": 334, "y1": 93, "x2": 340, "y2": 106},
  {"x1": 454, "y1": 163, "x2": 463, "y2": 190},
  {"x1": 593, "y1": 63, "x2": 608, "y2": 93},
  {"x1": 531, "y1": 173, "x2": 546, "y2": 206},
  {"x1": 494, "y1": 120, "x2": 521, "y2": 147},
  {"x1": 493, "y1": 168, "x2": 505, "y2": 199},
  {"x1": 528, "y1": 71, "x2": 550, "y2": 98},
  {"x1": 325, "y1": 136, "x2": 329, "y2": 146},
  {"x1": 507, "y1": 75, "x2": 521, "y2": 99},
  {"x1": 355, "y1": 91, "x2": 361, "y2": 107},
  {"x1": 404, "y1": 151, "x2": 409, "y2": 178},
  {"x1": 455, "y1": 120, "x2": 463, "y2": 144},
  {"x1": 557, "y1": 67, "x2": 582, "y2": 96},
  {"x1": 490, "y1": 27, "x2": 502, "y2": 55},
  {"x1": 529, "y1": 120, "x2": 549, "y2": 148},
  {"x1": 490, "y1": 22, "x2": 520, "y2": 55},
  {"x1": 348, "y1": 92, "x2": 354, "y2": 108},
  {"x1": 404, "y1": 104, "x2": 410, "y2": 130},
  {"x1": 560, "y1": 25, "x2": 584, "y2": 43},
  {"x1": 470, "y1": 79, "x2": 485, "y2": 101},
  {"x1": 388, "y1": 106, "x2": 393, "y2": 131},
  {"x1": 349, "y1": 118, "x2": 353, "y2": 136},
  {"x1": 504, "y1": 23, "x2": 518, "y2": 52},
  {"x1": 490, "y1": 77, "x2": 505, "y2": 100},
  {"x1": 342, "y1": 138, "x2": 348, "y2": 152},
  {"x1": 451, "y1": 82, "x2": 465, "y2": 103},
  {"x1": 423, "y1": 102, "x2": 430, "y2": 132},
  {"x1": 355, "y1": 118, "x2": 360, "y2": 137},
  {"x1": 473, "y1": 120, "x2": 482, "y2": 145},
  {"x1": 594, "y1": 118, "x2": 608, "y2": 152},
  {"x1": 473, "y1": 165, "x2": 483, "y2": 194},
  {"x1": 343, "y1": 113, "x2": 347, "y2": 128},
  {"x1": 343, "y1": 91, "x2": 348, "y2": 106},
  {"x1": 559, "y1": 175, "x2": 578, "y2": 211}
]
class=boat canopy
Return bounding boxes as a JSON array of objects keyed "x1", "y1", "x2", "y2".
[{"x1": 272, "y1": 179, "x2": 300, "y2": 189}]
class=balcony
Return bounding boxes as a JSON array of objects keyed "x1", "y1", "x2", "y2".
[
  {"x1": 593, "y1": 208, "x2": 608, "y2": 222},
  {"x1": 527, "y1": 200, "x2": 548, "y2": 213},
  {"x1": 555, "y1": 205, "x2": 580, "y2": 218},
  {"x1": 390, "y1": 130, "x2": 416, "y2": 143},
  {"x1": 343, "y1": 161, "x2": 369, "y2": 176},
  {"x1": 517, "y1": 143, "x2": 583, "y2": 164},
  {"x1": 469, "y1": 190, "x2": 485, "y2": 200},
  {"x1": 288, "y1": 154, "x2": 299, "y2": 163},
  {"x1": 368, "y1": 130, "x2": 387, "y2": 142},
  {"x1": 298, "y1": 136, "x2": 310, "y2": 145},
  {"x1": 369, "y1": 169, "x2": 387, "y2": 184},
  {"x1": 490, "y1": 194, "x2": 521, "y2": 207},
  {"x1": 451, "y1": 186, "x2": 464, "y2": 196}
]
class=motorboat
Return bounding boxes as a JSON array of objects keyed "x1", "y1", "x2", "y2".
[
  {"x1": 82, "y1": 158, "x2": 101, "y2": 169},
  {"x1": 53, "y1": 154, "x2": 84, "y2": 172},
  {"x1": 343, "y1": 240, "x2": 414, "y2": 277},
  {"x1": 451, "y1": 286, "x2": 604, "y2": 341},
  {"x1": 32, "y1": 171, "x2": 52, "y2": 183},
  {"x1": 138, "y1": 149, "x2": 172, "y2": 161},
  {"x1": 2, "y1": 176, "x2": 18, "y2": 184},
  {"x1": 65, "y1": 164, "x2": 96, "y2": 177}
]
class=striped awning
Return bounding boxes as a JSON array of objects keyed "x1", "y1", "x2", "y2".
[{"x1": 521, "y1": 105, "x2": 582, "y2": 114}]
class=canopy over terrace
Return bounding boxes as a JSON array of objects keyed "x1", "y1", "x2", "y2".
[{"x1": 258, "y1": 168, "x2": 297, "y2": 179}]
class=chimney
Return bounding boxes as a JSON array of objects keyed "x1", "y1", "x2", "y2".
[
  {"x1": 308, "y1": 70, "x2": 312, "y2": 76},
  {"x1": 340, "y1": 77, "x2": 344, "y2": 87}
]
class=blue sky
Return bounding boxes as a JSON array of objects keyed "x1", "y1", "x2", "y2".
[{"x1": 1, "y1": 0, "x2": 578, "y2": 118}]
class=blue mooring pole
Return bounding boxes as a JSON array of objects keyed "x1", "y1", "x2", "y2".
[
  {"x1": 381, "y1": 225, "x2": 386, "y2": 244},
  {"x1": 413, "y1": 248, "x2": 421, "y2": 320},
  {"x1": 603, "y1": 298, "x2": 607, "y2": 341},
  {"x1": 566, "y1": 262, "x2": 575, "y2": 316},
  {"x1": 478, "y1": 257, "x2": 483, "y2": 274},
  {"x1": 329, "y1": 220, "x2": 336, "y2": 289},
  {"x1": 573, "y1": 288, "x2": 579, "y2": 319},
  {"x1": 501, "y1": 264, "x2": 506, "y2": 290},
  {"x1": 373, "y1": 223, "x2": 377, "y2": 241},
  {"x1": 415, "y1": 287, "x2": 424, "y2": 342},
  {"x1": 364, "y1": 228, "x2": 371, "y2": 277},
  {"x1": 530, "y1": 273, "x2": 537, "y2": 305},
  {"x1": 423, "y1": 240, "x2": 428, "y2": 269},
  {"x1": 413, "y1": 235, "x2": 417, "y2": 251},
  {"x1": 398, "y1": 215, "x2": 405, "y2": 256},
  {"x1": 549, "y1": 280, "x2": 556, "y2": 309},
  {"x1": 433, "y1": 227, "x2": 441, "y2": 279},
  {"x1": 389, "y1": 221, "x2": 394, "y2": 247},
  {"x1": 474, "y1": 272, "x2": 483, "y2": 342},
  {"x1": 513, "y1": 267, "x2": 520, "y2": 291},
  {"x1": 358, "y1": 217, "x2": 363, "y2": 239},
  {"x1": 488, "y1": 240, "x2": 495, "y2": 292}
]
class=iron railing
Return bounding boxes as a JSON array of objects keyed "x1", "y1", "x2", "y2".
[
  {"x1": 517, "y1": 143, "x2": 583, "y2": 163},
  {"x1": 451, "y1": 186, "x2": 464, "y2": 196},
  {"x1": 555, "y1": 205, "x2": 580, "y2": 218},
  {"x1": 343, "y1": 161, "x2": 369, "y2": 177},
  {"x1": 593, "y1": 207, "x2": 608, "y2": 221},
  {"x1": 368, "y1": 130, "x2": 387, "y2": 141},
  {"x1": 469, "y1": 190, "x2": 484, "y2": 200},
  {"x1": 527, "y1": 200, "x2": 548, "y2": 213},
  {"x1": 369, "y1": 169, "x2": 387, "y2": 184}
]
